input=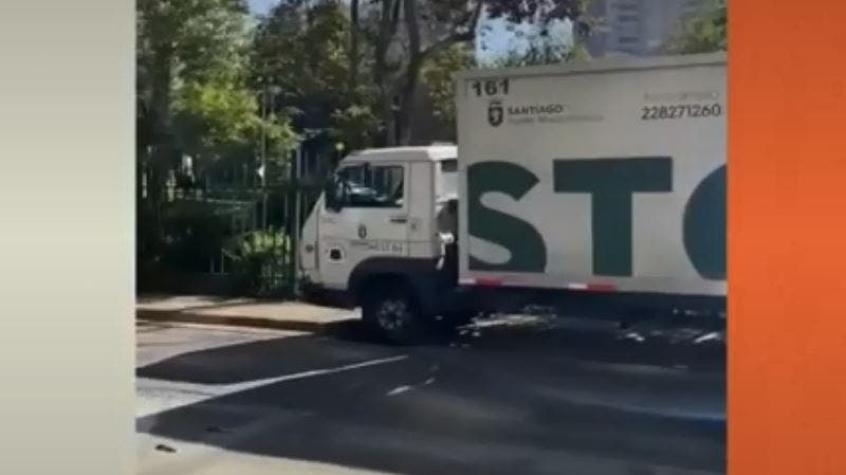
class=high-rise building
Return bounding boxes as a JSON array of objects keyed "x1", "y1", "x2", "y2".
[{"x1": 582, "y1": 0, "x2": 709, "y2": 57}]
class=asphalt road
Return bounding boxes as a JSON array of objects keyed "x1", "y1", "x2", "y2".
[{"x1": 136, "y1": 315, "x2": 725, "y2": 475}]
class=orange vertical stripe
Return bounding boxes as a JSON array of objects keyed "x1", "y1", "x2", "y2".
[{"x1": 730, "y1": 1, "x2": 846, "y2": 474}]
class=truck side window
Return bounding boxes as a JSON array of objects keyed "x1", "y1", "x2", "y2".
[{"x1": 336, "y1": 164, "x2": 404, "y2": 208}]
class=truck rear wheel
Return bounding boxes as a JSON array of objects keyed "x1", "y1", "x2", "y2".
[{"x1": 361, "y1": 282, "x2": 427, "y2": 345}]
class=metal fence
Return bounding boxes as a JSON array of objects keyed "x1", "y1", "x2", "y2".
[
  {"x1": 140, "y1": 145, "x2": 332, "y2": 298},
  {"x1": 205, "y1": 181, "x2": 323, "y2": 297}
]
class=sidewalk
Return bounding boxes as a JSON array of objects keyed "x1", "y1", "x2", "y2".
[{"x1": 136, "y1": 295, "x2": 357, "y2": 333}]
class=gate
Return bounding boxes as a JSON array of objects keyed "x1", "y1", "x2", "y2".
[{"x1": 139, "y1": 145, "x2": 332, "y2": 298}]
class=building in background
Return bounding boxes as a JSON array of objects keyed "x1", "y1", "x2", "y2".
[{"x1": 583, "y1": 0, "x2": 708, "y2": 57}]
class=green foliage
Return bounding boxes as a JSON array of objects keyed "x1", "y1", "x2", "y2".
[
  {"x1": 484, "y1": 0, "x2": 592, "y2": 38},
  {"x1": 137, "y1": 0, "x2": 250, "y2": 81},
  {"x1": 137, "y1": 0, "x2": 305, "y2": 289},
  {"x1": 160, "y1": 200, "x2": 235, "y2": 272},
  {"x1": 174, "y1": 81, "x2": 259, "y2": 153},
  {"x1": 253, "y1": 1, "x2": 382, "y2": 149},
  {"x1": 479, "y1": 3, "x2": 591, "y2": 70},
  {"x1": 484, "y1": 41, "x2": 589, "y2": 69},
  {"x1": 138, "y1": 0, "x2": 299, "y2": 168},
  {"x1": 485, "y1": 0, "x2": 588, "y2": 22},
  {"x1": 137, "y1": 0, "x2": 251, "y2": 123},
  {"x1": 331, "y1": 104, "x2": 382, "y2": 151},
  {"x1": 477, "y1": 20, "x2": 590, "y2": 74},
  {"x1": 422, "y1": 44, "x2": 475, "y2": 131},
  {"x1": 249, "y1": 1, "x2": 590, "y2": 147},
  {"x1": 254, "y1": 2, "x2": 349, "y2": 97},
  {"x1": 174, "y1": 79, "x2": 298, "y2": 165},
  {"x1": 665, "y1": 0, "x2": 727, "y2": 54},
  {"x1": 225, "y1": 230, "x2": 292, "y2": 295}
]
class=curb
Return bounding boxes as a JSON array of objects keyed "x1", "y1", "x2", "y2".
[{"x1": 136, "y1": 309, "x2": 351, "y2": 334}]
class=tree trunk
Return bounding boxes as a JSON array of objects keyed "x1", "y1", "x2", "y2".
[
  {"x1": 348, "y1": 0, "x2": 359, "y2": 93},
  {"x1": 394, "y1": 0, "x2": 421, "y2": 145},
  {"x1": 146, "y1": 47, "x2": 175, "y2": 256},
  {"x1": 373, "y1": 0, "x2": 401, "y2": 146},
  {"x1": 383, "y1": 94, "x2": 398, "y2": 146},
  {"x1": 395, "y1": 55, "x2": 424, "y2": 145}
]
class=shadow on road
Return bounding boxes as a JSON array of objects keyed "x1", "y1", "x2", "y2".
[
  {"x1": 137, "y1": 318, "x2": 725, "y2": 475},
  {"x1": 137, "y1": 322, "x2": 397, "y2": 385}
]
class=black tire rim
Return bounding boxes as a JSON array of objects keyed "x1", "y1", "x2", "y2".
[{"x1": 376, "y1": 298, "x2": 412, "y2": 334}]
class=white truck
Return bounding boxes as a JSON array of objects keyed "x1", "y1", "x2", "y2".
[{"x1": 299, "y1": 53, "x2": 726, "y2": 343}]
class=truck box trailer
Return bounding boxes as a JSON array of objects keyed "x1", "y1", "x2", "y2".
[{"x1": 299, "y1": 53, "x2": 726, "y2": 343}]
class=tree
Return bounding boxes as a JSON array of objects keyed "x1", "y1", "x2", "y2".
[
  {"x1": 137, "y1": 0, "x2": 296, "y2": 260},
  {"x1": 349, "y1": 0, "x2": 362, "y2": 92},
  {"x1": 137, "y1": 0, "x2": 253, "y2": 158},
  {"x1": 484, "y1": 0, "x2": 590, "y2": 24},
  {"x1": 665, "y1": 0, "x2": 727, "y2": 54},
  {"x1": 360, "y1": 0, "x2": 588, "y2": 145},
  {"x1": 484, "y1": 0, "x2": 592, "y2": 45},
  {"x1": 481, "y1": 25, "x2": 589, "y2": 68},
  {"x1": 253, "y1": 1, "x2": 351, "y2": 110},
  {"x1": 138, "y1": 0, "x2": 248, "y2": 259},
  {"x1": 173, "y1": 80, "x2": 296, "y2": 172},
  {"x1": 360, "y1": 0, "x2": 480, "y2": 144},
  {"x1": 254, "y1": 1, "x2": 382, "y2": 151},
  {"x1": 421, "y1": 43, "x2": 475, "y2": 135}
]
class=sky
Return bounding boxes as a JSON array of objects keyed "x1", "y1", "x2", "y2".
[
  {"x1": 245, "y1": 0, "x2": 573, "y2": 62},
  {"x1": 247, "y1": 0, "x2": 277, "y2": 15}
]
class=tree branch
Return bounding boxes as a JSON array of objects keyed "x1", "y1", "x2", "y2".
[
  {"x1": 403, "y1": 0, "x2": 422, "y2": 56},
  {"x1": 375, "y1": 0, "x2": 403, "y2": 92},
  {"x1": 421, "y1": 0, "x2": 483, "y2": 59},
  {"x1": 348, "y1": 0, "x2": 360, "y2": 92}
]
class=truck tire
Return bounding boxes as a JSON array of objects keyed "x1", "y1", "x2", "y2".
[{"x1": 361, "y1": 282, "x2": 427, "y2": 345}]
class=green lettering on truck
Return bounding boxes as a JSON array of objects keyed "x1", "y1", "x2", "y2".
[
  {"x1": 467, "y1": 161, "x2": 547, "y2": 272},
  {"x1": 683, "y1": 165, "x2": 726, "y2": 280},
  {"x1": 554, "y1": 158, "x2": 673, "y2": 277}
]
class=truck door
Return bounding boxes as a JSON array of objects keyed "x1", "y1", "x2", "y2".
[{"x1": 317, "y1": 161, "x2": 409, "y2": 289}]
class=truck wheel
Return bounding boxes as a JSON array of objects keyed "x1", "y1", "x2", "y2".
[{"x1": 361, "y1": 284, "x2": 426, "y2": 345}]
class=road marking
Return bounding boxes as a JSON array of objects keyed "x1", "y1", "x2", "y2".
[
  {"x1": 386, "y1": 385, "x2": 412, "y2": 397},
  {"x1": 137, "y1": 355, "x2": 409, "y2": 418},
  {"x1": 385, "y1": 376, "x2": 437, "y2": 397}
]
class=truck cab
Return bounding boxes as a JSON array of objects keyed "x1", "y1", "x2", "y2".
[{"x1": 299, "y1": 145, "x2": 462, "y2": 341}]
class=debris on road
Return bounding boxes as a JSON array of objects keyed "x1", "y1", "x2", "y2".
[
  {"x1": 155, "y1": 443, "x2": 177, "y2": 454},
  {"x1": 694, "y1": 331, "x2": 725, "y2": 345}
]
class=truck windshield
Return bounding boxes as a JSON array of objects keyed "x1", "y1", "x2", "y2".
[{"x1": 336, "y1": 164, "x2": 404, "y2": 208}]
